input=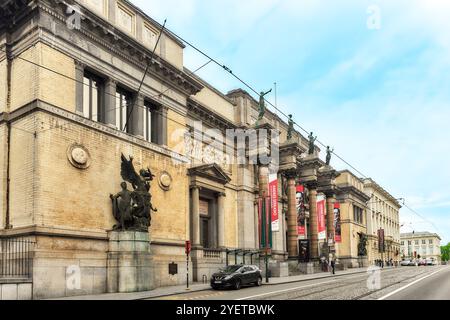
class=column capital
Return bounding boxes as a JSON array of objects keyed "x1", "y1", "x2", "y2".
[
  {"x1": 216, "y1": 192, "x2": 226, "y2": 198},
  {"x1": 74, "y1": 60, "x2": 85, "y2": 70},
  {"x1": 282, "y1": 168, "x2": 298, "y2": 180}
]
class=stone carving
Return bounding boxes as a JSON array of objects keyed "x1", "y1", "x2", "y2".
[
  {"x1": 326, "y1": 146, "x2": 334, "y2": 166},
  {"x1": 358, "y1": 233, "x2": 368, "y2": 257},
  {"x1": 308, "y1": 132, "x2": 317, "y2": 155},
  {"x1": 287, "y1": 114, "x2": 294, "y2": 141},
  {"x1": 158, "y1": 171, "x2": 172, "y2": 191},
  {"x1": 256, "y1": 89, "x2": 272, "y2": 125},
  {"x1": 67, "y1": 144, "x2": 91, "y2": 169},
  {"x1": 110, "y1": 154, "x2": 158, "y2": 232}
]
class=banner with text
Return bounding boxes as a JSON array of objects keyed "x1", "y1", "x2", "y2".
[
  {"x1": 269, "y1": 174, "x2": 280, "y2": 232},
  {"x1": 334, "y1": 202, "x2": 342, "y2": 243},
  {"x1": 296, "y1": 185, "x2": 306, "y2": 237},
  {"x1": 317, "y1": 194, "x2": 326, "y2": 240}
]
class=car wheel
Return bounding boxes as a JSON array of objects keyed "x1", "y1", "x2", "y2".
[
  {"x1": 234, "y1": 279, "x2": 241, "y2": 290},
  {"x1": 211, "y1": 286, "x2": 219, "y2": 290},
  {"x1": 255, "y1": 277, "x2": 262, "y2": 287}
]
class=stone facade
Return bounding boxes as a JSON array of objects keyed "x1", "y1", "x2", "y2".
[
  {"x1": 0, "y1": 0, "x2": 402, "y2": 299},
  {"x1": 363, "y1": 178, "x2": 402, "y2": 265},
  {"x1": 400, "y1": 232, "x2": 441, "y2": 263},
  {"x1": 335, "y1": 170, "x2": 370, "y2": 268}
]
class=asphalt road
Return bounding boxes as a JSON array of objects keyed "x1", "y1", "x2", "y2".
[
  {"x1": 149, "y1": 265, "x2": 450, "y2": 300},
  {"x1": 380, "y1": 265, "x2": 450, "y2": 300}
]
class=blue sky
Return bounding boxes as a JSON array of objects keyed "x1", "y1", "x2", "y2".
[{"x1": 131, "y1": 0, "x2": 450, "y2": 244}]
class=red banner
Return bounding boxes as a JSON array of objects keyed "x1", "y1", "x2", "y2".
[
  {"x1": 317, "y1": 194, "x2": 326, "y2": 240},
  {"x1": 269, "y1": 174, "x2": 279, "y2": 232},
  {"x1": 296, "y1": 185, "x2": 306, "y2": 237},
  {"x1": 334, "y1": 202, "x2": 342, "y2": 243}
]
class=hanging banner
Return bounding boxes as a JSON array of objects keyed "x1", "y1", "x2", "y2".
[
  {"x1": 378, "y1": 229, "x2": 385, "y2": 253},
  {"x1": 334, "y1": 202, "x2": 342, "y2": 243},
  {"x1": 258, "y1": 198, "x2": 262, "y2": 248},
  {"x1": 258, "y1": 197, "x2": 273, "y2": 249},
  {"x1": 268, "y1": 173, "x2": 280, "y2": 232},
  {"x1": 317, "y1": 194, "x2": 326, "y2": 240},
  {"x1": 296, "y1": 185, "x2": 306, "y2": 237}
]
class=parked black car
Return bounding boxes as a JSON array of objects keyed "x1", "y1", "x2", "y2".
[{"x1": 210, "y1": 265, "x2": 262, "y2": 290}]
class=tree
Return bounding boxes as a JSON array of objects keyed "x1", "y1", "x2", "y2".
[{"x1": 441, "y1": 243, "x2": 450, "y2": 262}]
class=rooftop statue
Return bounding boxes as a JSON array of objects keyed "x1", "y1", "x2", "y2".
[
  {"x1": 308, "y1": 132, "x2": 317, "y2": 155},
  {"x1": 256, "y1": 89, "x2": 272, "y2": 125}
]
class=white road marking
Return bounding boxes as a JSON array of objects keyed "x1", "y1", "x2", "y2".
[
  {"x1": 236, "y1": 280, "x2": 341, "y2": 300},
  {"x1": 378, "y1": 267, "x2": 449, "y2": 300}
]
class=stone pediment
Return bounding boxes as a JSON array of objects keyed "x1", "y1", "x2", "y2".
[{"x1": 188, "y1": 163, "x2": 231, "y2": 185}]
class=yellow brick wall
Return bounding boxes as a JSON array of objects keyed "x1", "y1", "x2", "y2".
[
  {"x1": 10, "y1": 43, "x2": 76, "y2": 113},
  {"x1": 8, "y1": 115, "x2": 37, "y2": 228},
  {"x1": 32, "y1": 112, "x2": 188, "y2": 241},
  {"x1": 10, "y1": 45, "x2": 39, "y2": 111},
  {"x1": 38, "y1": 43, "x2": 76, "y2": 112},
  {"x1": 0, "y1": 59, "x2": 6, "y2": 113},
  {"x1": 0, "y1": 123, "x2": 6, "y2": 229}
]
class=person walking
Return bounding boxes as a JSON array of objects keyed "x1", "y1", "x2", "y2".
[{"x1": 329, "y1": 253, "x2": 336, "y2": 275}]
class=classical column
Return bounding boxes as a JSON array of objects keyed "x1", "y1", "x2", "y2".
[
  {"x1": 191, "y1": 186, "x2": 200, "y2": 247},
  {"x1": 75, "y1": 61, "x2": 84, "y2": 115},
  {"x1": 160, "y1": 106, "x2": 168, "y2": 146},
  {"x1": 130, "y1": 94, "x2": 144, "y2": 137},
  {"x1": 326, "y1": 195, "x2": 336, "y2": 241},
  {"x1": 286, "y1": 172, "x2": 298, "y2": 259},
  {"x1": 308, "y1": 185, "x2": 319, "y2": 260},
  {"x1": 258, "y1": 165, "x2": 269, "y2": 197},
  {"x1": 217, "y1": 193, "x2": 225, "y2": 248},
  {"x1": 104, "y1": 78, "x2": 117, "y2": 127}
]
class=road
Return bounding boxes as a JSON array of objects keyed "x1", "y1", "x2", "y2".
[
  {"x1": 380, "y1": 265, "x2": 450, "y2": 300},
  {"x1": 148, "y1": 265, "x2": 450, "y2": 300}
]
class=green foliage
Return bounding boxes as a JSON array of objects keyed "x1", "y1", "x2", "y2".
[{"x1": 441, "y1": 243, "x2": 450, "y2": 261}]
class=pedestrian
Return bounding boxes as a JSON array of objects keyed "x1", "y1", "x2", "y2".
[{"x1": 329, "y1": 253, "x2": 336, "y2": 275}]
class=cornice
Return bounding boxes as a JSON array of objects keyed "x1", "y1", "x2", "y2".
[
  {"x1": 187, "y1": 97, "x2": 236, "y2": 132},
  {"x1": 35, "y1": 0, "x2": 203, "y2": 96},
  {"x1": 3, "y1": 100, "x2": 190, "y2": 163},
  {"x1": 337, "y1": 184, "x2": 371, "y2": 203}
]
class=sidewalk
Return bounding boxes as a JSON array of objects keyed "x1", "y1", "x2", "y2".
[{"x1": 52, "y1": 266, "x2": 396, "y2": 300}]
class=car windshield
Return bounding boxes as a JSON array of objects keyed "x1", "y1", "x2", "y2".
[{"x1": 221, "y1": 265, "x2": 242, "y2": 273}]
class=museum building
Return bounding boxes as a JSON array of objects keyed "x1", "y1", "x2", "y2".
[{"x1": 0, "y1": 0, "x2": 401, "y2": 299}]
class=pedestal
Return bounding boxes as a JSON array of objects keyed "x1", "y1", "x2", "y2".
[{"x1": 107, "y1": 231, "x2": 155, "y2": 293}]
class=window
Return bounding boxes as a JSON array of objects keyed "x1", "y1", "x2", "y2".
[
  {"x1": 353, "y1": 206, "x2": 364, "y2": 224},
  {"x1": 115, "y1": 87, "x2": 133, "y2": 132},
  {"x1": 83, "y1": 72, "x2": 103, "y2": 121},
  {"x1": 422, "y1": 240, "x2": 426, "y2": 245},
  {"x1": 415, "y1": 240, "x2": 419, "y2": 245},
  {"x1": 201, "y1": 218, "x2": 210, "y2": 249},
  {"x1": 144, "y1": 100, "x2": 164, "y2": 145},
  {"x1": 408, "y1": 241, "x2": 412, "y2": 246},
  {"x1": 401, "y1": 241, "x2": 404, "y2": 246},
  {"x1": 429, "y1": 239, "x2": 433, "y2": 245}
]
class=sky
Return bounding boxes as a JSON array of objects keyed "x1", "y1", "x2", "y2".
[{"x1": 131, "y1": 0, "x2": 450, "y2": 244}]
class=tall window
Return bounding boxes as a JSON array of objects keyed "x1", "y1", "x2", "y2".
[
  {"x1": 115, "y1": 87, "x2": 133, "y2": 132},
  {"x1": 353, "y1": 206, "x2": 364, "y2": 224},
  {"x1": 144, "y1": 100, "x2": 163, "y2": 145},
  {"x1": 83, "y1": 72, "x2": 103, "y2": 121}
]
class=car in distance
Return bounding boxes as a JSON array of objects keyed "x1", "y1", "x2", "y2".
[
  {"x1": 400, "y1": 260, "x2": 411, "y2": 266},
  {"x1": 210, "y1": 265, "x2": 262, "y2": 290}
]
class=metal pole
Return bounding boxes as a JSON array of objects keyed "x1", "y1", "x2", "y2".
[
  {"x1": 226, "y1": 249, "x2": 229, "y2": 267},
  {"x1": 265, "y1": 251, "x2": 269, "y2": 283},
  {"x1": 186, "y1": 252, "x2": 189, "y2": 290}
]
